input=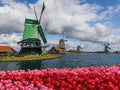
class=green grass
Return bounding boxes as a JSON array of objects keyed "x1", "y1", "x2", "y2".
[{"x1": 0, "y1": 54, "x2": 62, "y2": 62}]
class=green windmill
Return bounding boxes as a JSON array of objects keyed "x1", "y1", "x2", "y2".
[{"x1": 18, "y1": 2, "x2": 47, "y2": 55}]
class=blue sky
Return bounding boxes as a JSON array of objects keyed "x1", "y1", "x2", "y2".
[
  {"x1": 87, "y1": 0, "x2": 120, "y2": 27},
  {"x1": 86, "y1": 0, "x2": 120, "y2": 6},
  {"x1": 0, "y1": 0, "x2": 120, "y2": 51},
  {"x1": 18, "y1": 0, "x2": 120, "y2": 6},
  {"x1": 14, "y1": 0, "x2": 38, "y2": 4}
]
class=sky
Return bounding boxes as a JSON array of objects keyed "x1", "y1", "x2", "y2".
[{"x1": 0, "y1": 0, "x2": 120, "y2": 52}]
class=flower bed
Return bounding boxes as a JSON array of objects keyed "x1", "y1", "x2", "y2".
[{"x1": 1, "y1": 65, "x2": 120, "y2": 90}]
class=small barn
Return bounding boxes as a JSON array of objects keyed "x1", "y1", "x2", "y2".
[
  {"x1": 48, "y1": 46, "x2": 64, "y2": 54},
  {"x1": 68, "y1": 50, "x2": 77, "y2": 53},
  {"x1": 0, "y1": 46, "x2": 16, "y2": 56}
]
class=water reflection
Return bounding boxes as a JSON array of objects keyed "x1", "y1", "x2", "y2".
[
  {"x1": 41, "y1": 53, "x2": 120, "y2": 68},
  {"x1": 0, "y1": 62, "x2": 19, "y2": 71},
  {"x1": 18, "y1": 61, "x2": 42, "y2": 70}
]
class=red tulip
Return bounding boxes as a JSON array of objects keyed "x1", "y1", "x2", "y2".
[{"x1": 1, "y1": 65, "x2": 120, "y2": 89}]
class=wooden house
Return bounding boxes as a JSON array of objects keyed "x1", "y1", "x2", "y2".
[
  {"x1": 0, "y1": 46, "x2": 16, "y2": 56},
  {"x1": 68, "y1": 50, "x2": 77, "y2": 53}
]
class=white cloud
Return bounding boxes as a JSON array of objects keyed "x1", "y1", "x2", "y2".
[
  {"x1": 0, "y1": 33, "x2": 21, "y2": 50},
  {"x1": 0, "y1": 0, "x2": 35, "y2": 34},
  {"x1": 99, "y1": 5, "x2": 120, "y2": 20}
]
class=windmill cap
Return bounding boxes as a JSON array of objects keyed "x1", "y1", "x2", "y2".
[{"x1": 25, "y1": 18, "x2": 39, "y2": 24}]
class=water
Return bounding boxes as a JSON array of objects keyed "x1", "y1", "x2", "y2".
[{"x1": 0, "y1": 53, "x2": 120, "y2": 71}]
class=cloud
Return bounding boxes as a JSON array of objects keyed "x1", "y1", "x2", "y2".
[
  {"x1": 0, "y1": 0, "x2": 35, "y2": 34},
  {"x1": 40, "y1": 0, "x2": 120, "y2": 44},
  {"x1": 0, "y1": 0, "x2": 120, "y2": 51},
  {"x1": 100, "y1": 5, "x2": 120, "y2": 20},
  {"x1": 0, "y1": 33, "x2": 21, "y2": 50}
]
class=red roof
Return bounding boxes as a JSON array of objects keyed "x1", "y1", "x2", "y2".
[
  {"x1": 53, "y1": 46, "x2": 63, "y2": 52},
  {"x1": 0, "y1": 46, "x2": 14, "y2": 52},
  {"x1": 69, "y1": 50, "x2": 77, "y2": 53}
]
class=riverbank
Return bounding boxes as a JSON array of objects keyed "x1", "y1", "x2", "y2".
[
  {"x1": 0, "y1": 54, "x2": 62, "y2": 62},
  {"x1": 66, "y1": 51, "x2": 120, "y2": 54}
]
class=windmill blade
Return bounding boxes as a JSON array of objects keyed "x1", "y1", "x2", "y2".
[
  {"x1": 34, "y1": 5, "x2": 38, "y2": 20},
  {"x1": 38, "y1": 25, "x2": 47, "y2": 44},
  {"x1": 39, "y1": 2, "x2": 45, "y2": 24},
  {"x1": 77, "y1": 44, "x2": 83, "y2": 49}
]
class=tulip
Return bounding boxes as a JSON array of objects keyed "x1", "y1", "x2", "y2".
[{"x1": 0, "y1": 65, "x2": 120, "y2": 89}]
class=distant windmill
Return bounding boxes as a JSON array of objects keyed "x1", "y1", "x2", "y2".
[
  {"x1": 104, "y1": 43, "x2": 111, "y2": 53},
  {"x1": 59, "y1": 31, "x2": 67, "y2": 50},
  {"x1": 18, "y1": 2, "x2": 47, "y2": 55},
  {"x1": 77, "y1": 45, "x2": 82, "y2": 53},
  {"x1": 59, "y1": 39, "x2": 65, "y2": 50}
]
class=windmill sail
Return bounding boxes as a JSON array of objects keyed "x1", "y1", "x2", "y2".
[
  {"x1": 34, "y1": 5, "x2": 38, "y2": 20},
  {"x1": 39, "y1": 2, "x2": 45, "y2": 24},
  {"x1": 38, "y1": 25, "x2": 47, "y2": 44}
]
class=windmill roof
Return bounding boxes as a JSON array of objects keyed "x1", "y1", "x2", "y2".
[
  {"x1": 25, "y1": 18, "x2": 39, "y2": 24},
  {"x1": 0, "y1": 46, "x2": 15, "y2": 52}
]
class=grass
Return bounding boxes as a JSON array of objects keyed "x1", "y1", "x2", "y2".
[{"x1": 0, "y1": 54, "x2": 62, "y2": 62}]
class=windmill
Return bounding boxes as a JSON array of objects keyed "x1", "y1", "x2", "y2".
[
  {"x1": 59, "y1": 31, "x2": 67, "y2": 51},
  {"x1": 104, "y1": 43, "x2": 111, "y2": 53},
  {"x1": 59, "y1": 39, "x2": 65, "y2": 50},
  {"x1": 18, "y1": 2, "x2": 47, "y2": 55},
  {"x1": 77, "y1": 45, "x2": 82, "y2": 53}
]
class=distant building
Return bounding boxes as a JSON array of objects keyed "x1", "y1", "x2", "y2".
[
  {"x1": 0, "y1": 46, "x2": 16, "y2": 56},
  {"x1": 48, "y1": 46, "x2": 64, "y2": 54},
  {"x1": 115, "y1": 51, "x2": 120, "y2": 53},
  {"x1": 68, "y1": 50, "x2": 77, "y2": 53}
]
